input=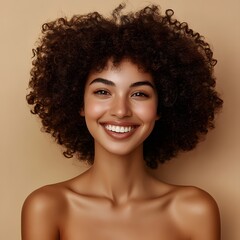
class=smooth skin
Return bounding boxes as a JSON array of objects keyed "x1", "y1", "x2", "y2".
[{"x1": 22, "y1": 59, "x2": 221, "y2": 240}]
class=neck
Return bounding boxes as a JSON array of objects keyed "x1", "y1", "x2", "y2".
[{"x1": 87, "y1": 144, "x2": 151, "y2": 204}]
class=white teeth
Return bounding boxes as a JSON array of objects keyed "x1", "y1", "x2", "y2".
[{"x1": 105, "y1": 125, "x2": 134, "y2": 133}]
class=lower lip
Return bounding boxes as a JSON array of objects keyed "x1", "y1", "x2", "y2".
[{"x1": 102, "y1": 125, "x2": 138, "y2": 140}]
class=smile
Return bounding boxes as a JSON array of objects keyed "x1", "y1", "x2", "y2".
[{"x1": 105, "y1": 124, "x2": 134, "y2": 133}]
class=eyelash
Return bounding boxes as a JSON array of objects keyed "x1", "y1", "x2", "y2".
[
  {"x1": 131, "y1": 92, "x2": 149, "y2": 98},
  {"x1": 93, "y1": 89, "x2": 110, "y2": 95},
  {"x1": 93, "y1": 89, "x2": 150, "y2": 98}
]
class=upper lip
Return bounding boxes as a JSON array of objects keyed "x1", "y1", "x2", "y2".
[{"x1": 100, "y1": 121, "x2": 140, "y2": 127}]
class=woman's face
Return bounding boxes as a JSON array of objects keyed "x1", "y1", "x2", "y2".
[{"x1": 81, "y1": 59, "x2": 159, "y2": 156}]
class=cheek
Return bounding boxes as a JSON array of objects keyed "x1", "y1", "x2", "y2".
[
  {"x1": 84, "y1": 97, "x2": 108, "y2": 119},
  {"x1": 134, "y1": 101, "x2": 159, "y2": 122}
]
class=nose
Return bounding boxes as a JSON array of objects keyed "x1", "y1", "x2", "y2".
[{"x1": 110, "y1": 96, "x2": 132, "y2": 118}]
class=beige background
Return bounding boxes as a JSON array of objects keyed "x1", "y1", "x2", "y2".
[{"x1": 0, "y1": 0, "x2": 239, "y2": 239}]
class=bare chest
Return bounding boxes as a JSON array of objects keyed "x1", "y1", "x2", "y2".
[{"x1": 58, "y1": 199, "x2": 186, "y2": 240}]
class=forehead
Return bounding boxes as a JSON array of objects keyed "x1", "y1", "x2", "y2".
[{"x1": 87, "y1": 59, "x2": 153, "y2": 83}]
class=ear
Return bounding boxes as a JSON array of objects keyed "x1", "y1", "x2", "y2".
[
  {"x1": 79, "y1": 107, "x2": 85, "y2": 117},
  {"x1": 155, "y1": 114, "x2": 160, "y2": 121}
]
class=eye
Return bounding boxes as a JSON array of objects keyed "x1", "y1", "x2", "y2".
[
  {"x1": 131, "y1": 91, "x2": 149, "y2": 98},
  {"x1": 93, "y1": 89, "x2": 110, "y2": 96},
  {"x1": 93, "y1": 89, "x2": 111, "y2": 98}
]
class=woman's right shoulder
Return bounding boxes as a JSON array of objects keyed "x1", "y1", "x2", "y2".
[
  {"x1": 21, "y1": 183, "x2": 69, "y2": 240},
  {"x1": 23, "y1": 184, "x2": 65, "y2": 209},
  {"x1": 22, "y1": 184, "x2": 68, "y2": 223}
]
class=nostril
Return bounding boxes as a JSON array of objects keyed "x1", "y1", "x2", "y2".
[{"x1": 110, "y1": 99, "x2": 132, "y2": 118}]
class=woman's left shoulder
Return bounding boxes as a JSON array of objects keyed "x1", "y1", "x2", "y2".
[
  {"x1": 170, "y1": 185, "x2": 221, "y2": 239},
  {"x1": 173, "y1": 185, "x2": 219, "y2": 213}
]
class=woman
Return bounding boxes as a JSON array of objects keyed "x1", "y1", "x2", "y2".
[{"x1": 22, "y1": 4, "x2": 223, "y2": 240}]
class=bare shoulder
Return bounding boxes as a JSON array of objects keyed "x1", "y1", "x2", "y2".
[
  {"x1": 22, "y1": 183, "x2": 66, "y2": 214},
  {"x1": 169, "y1": 185, "x2": 221, "y2": 240},
  {"x1": 21, "y1": 183, "x2": 69, "y2": 240},
  {"x1": 173, "y1": 185, "x2": 219, "y2": 212}
]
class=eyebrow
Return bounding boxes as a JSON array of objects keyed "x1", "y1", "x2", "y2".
[
  {"x1": 89, "y1": 78, "x2": 155, "y2": 89},
  {"x1": 90, "y1": 78, "x2": 115, "y2": 86}
]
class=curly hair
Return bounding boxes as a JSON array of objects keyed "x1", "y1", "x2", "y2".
[{"x1": 27, "y1": 4, "x2": 223, "y2": 169}]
